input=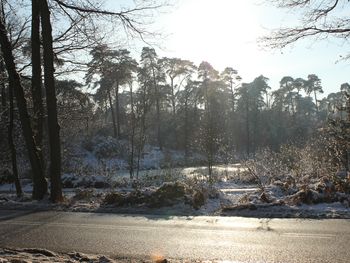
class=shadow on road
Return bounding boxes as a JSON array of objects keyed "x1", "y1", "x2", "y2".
[
  {"x1": 92, "y1": 207, "x2": 196, "y2": 221},
  {"x1": 0, "y1": 209, "x2": 41, "y2": 221}
]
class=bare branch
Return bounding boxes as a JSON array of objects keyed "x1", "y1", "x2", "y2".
[
  {"x1": 11, "y1": 17, "x2": 30, "y2": 50},
  {"x1": 261, "y1": 0, "x2": 350, "y2": 59},
  {"x1": 313, "y1": 0, "x2": 339, "y2": 21},
  {"x1": 53, "y1": 0, "x2": 163, "y2": 17}
]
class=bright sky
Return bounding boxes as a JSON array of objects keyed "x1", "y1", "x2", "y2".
[{"x1": 111, "y1": 0, "x2": 350, "y2": 96}]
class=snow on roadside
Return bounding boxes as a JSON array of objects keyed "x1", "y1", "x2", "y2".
[
  {"x1": 0, "y1": 164, "x2": 349, "y2": 218},
  {"x1": 221, "y1": 201, "x2": 350, "y2": 218},
  {"x1": 0, "y1": 247, "x2": 229, "y2": 263},
  {"x1": 219, "y1": 182, "x2": 350, "y2": 218},
  {"x1": 0, "y1": 248, "x2": 146, "y2": 263},
  {"x1": 2, "y1": 181, "x2": 348, "y2": 219}
]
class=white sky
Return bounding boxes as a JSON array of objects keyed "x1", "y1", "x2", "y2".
[{"x1": 110, "y1": 0, "x2": 350, "y2": 95}]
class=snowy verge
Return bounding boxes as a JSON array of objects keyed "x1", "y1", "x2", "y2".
[
  {"x1": 220, "y1": 202, "x2": 350, "y2": 218},
  {"x1": 0, "y1": 247, "x2": 184, "y2": 263},
  {"x1": 0, "y1": 183, "x2": 349, "y2": 218},
  {"x1": 0, "y1": 164, "x2": 349, "y2": 218}
]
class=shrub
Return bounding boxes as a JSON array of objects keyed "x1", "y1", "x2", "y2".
[
  {"x1": 73, "y1": 188, "x2": 95, "y2": 200},
  {"x1": 93, "y1": 136, "x2": 121, "y2": 159},
  {"x1": 243, "y1": 136, "x2": 343, "y2": 193},
  {"x1": 103, "y1": 192, "x2": 125, "y2": 205}
]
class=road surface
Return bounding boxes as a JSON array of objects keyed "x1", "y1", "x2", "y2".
[{"x1": 0, "y1": 209, "x2": 349, "y2": 262}]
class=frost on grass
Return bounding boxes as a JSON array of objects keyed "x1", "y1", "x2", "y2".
[{"x1": 220, "y1": 143, "x2": 350, "y2": 218}]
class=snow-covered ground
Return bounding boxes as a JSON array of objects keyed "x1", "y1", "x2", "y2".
[
  {"x1": 0, "y1": 247, "x2": 181, "y2": 263},
  {"x1": 62, "y1": 136, "x2": 207, "y2": 177},
  {"x1": 0, "y1": 164, "x2": 349, "y2": 218}
]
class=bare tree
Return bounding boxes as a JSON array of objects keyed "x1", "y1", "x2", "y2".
[
  {"x1": 31, "y1": 0, "x2": 45, "y2": 177},
  {"x1": 0, "y1": 1, "x2": 22, "y2": 197},
  {"x1": 40, "y1": 0, "x2": 63, "y2": 202},
  {"x1": 6, "y1": 59, "x2": 22, "y2": 197},
  {"x1": 261, "y1": 0, "x2": 350, "y2": 59},
  {"x1": 128, "y1": 80, "x2": 136, "y2": 179},
  {"x1": 0, "y1": 15, "x2": 46, "y2": 199},
  {"x1": 49, "y1": 0, "x2": 169, "y2": 75}
]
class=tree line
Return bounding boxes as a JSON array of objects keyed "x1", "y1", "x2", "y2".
[{"x1": 80, "y1": 46, "x2": 349, "y2": 175}]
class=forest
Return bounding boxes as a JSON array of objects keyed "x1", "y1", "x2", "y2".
[{"x1": 0, "y1": 0, "x2": 349, "y2": 217}]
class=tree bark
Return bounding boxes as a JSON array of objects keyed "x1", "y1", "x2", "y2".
[
  {"x1": 245, "y1": 100, "x2": 250, "y2": 156},
  {"x1": 0, "y1": 57, "x2": 6, "y2": 111},
  {"x1": 31, "y1": 0, "x2": 45, "y2": 176},
  {"x1": 314, "y1": 90, "x2": 319, "y2": 112},
  {"x1": 184, "y1": 95, "x2": 189, "y2": 160},
  {"x1": 136, "y1": 86, "x2": 147, "y2": 179},
  {"x1": 107, "y1": 88, "x2": 117, "y2": 137},
  {"x1": 104, "y1": 100, "x2": 108, "y2": 124},
  {"x1": 115, "y1": 80, "x2": 120, "y2": 138},
  {"x1": 128, "y1": 82, "x2": 135, "y2": 179},
  {"x1": 170, "y1": 77, "x2": 176, "y2": 116},
  {"x1": 229, "y1": 80, "x2": 235, "y2": 112},
  {"x1": 1, "y1": 60, "x2": 21, "y2": 196},
  {"x1": 40, "y1": 0, "x2": 62, "y2": 202},
  {"x1": 8, "y1": 71, "x2": 22, "y2": 197},
  {"x1": 152, "y1": 67, "x2": 162, "y2": 150},
  {"x1": 0, "y1": 75, "x2": 5, "y2": 110},
  {"x1": 156, "y1": 92, "x2": 162, "y2": 150},
  {"x1": 0, "y1": 18, "x2": 47, "y2": 199}
]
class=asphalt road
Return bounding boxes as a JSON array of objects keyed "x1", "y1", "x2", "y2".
[{"x1": 0, "y1": 209, "x2": 349, "y2": 262}]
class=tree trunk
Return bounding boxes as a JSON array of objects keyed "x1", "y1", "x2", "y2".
[
  {"x1": 40, "y1": 0, "x2": 62, "y2": 202},
  {"x1": 128, "y1": 82, "x2": 135, "y2": 179},
  {"x1": 152, "y1": 67, "x2": 162, "y2": 150},
  {"x1": 290, "y1": 96, "x2": 295, "y2": 115},
  {"x1": 314, "y1": 90, "x2": 318, "y2": 112},
  {"x1": 206, "y1": 114, "x2": 214, "y2": 183},
  {"x1": 8, "y1": 73, "x2": 22, "y2": 197},
  {"x1": 156, "y1": 94, "x2": 162, "y2": 150},
  {"x1": 229, "y1": 81, "x2": 237, "y2": 149},
  {"x1": 184, "y1": 95, "x2": 189, "y2": 160},
  {"x1": 245, "y1": 100, "x2": 250, "y2": 156},
  {"x1": 0, "y1": 18, "x2": 47, "y2": 199},
  {"x1": 104, "y1": 100, "x2": 108, "y2": 124},
  {"x1": 1, "y1": 58, "x2": 6, "y2": 112},
  {"x1": 0, "y1": 75, "x2": 5, "y2": 110},
  {"x1": 31, "y1": 0, "x2": 45, "y2": 176},
  {"x1": 1, "y1": 60, "x2": 21, "y2": 196},
  {"x1": 115, "y1": 80, "x2": 120, "y2": 138},
  {"x1": 252, "y1": 109, "x2": 258, "y2": 155},
  {"x1": 107, "y1": 88, "x2": 117, "y2": 137},
  {"x1": 170, "y1": 76, "x2": 179, "y2": 149},
  {"x1": 136, "y1": 86, "x2": 147, "y2": 179},
  {"x1": 229, "y1": 80, "x2": 235, "y2": 112},
  {"x1": 170, "y1": 77, "x2": 176, "y2": 116}
]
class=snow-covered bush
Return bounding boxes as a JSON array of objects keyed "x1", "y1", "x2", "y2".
[
  {"x1": 80, "y1": 135, "x2": 129, "y2": 159},
  {"x1": 92, "y1": 136, "x2": 128, "y2": 159},
  {"x1": 101, "y1": 181, "x2": 215, "y2": 209},
  {"x1": 61, "y1": 173, "x2": 111, "y2": 188},
  {"x1": 242, "y1": 137, "x2": 345, "y2": 195}
]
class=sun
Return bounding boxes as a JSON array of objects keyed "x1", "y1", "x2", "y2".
[{"x1": 164, "y1": 0, "x2": 263, "y2": 76}]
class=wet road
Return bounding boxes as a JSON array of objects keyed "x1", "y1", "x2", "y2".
[{"x1": 0, "y1": 209, "x2": 349, "y2": 262}]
